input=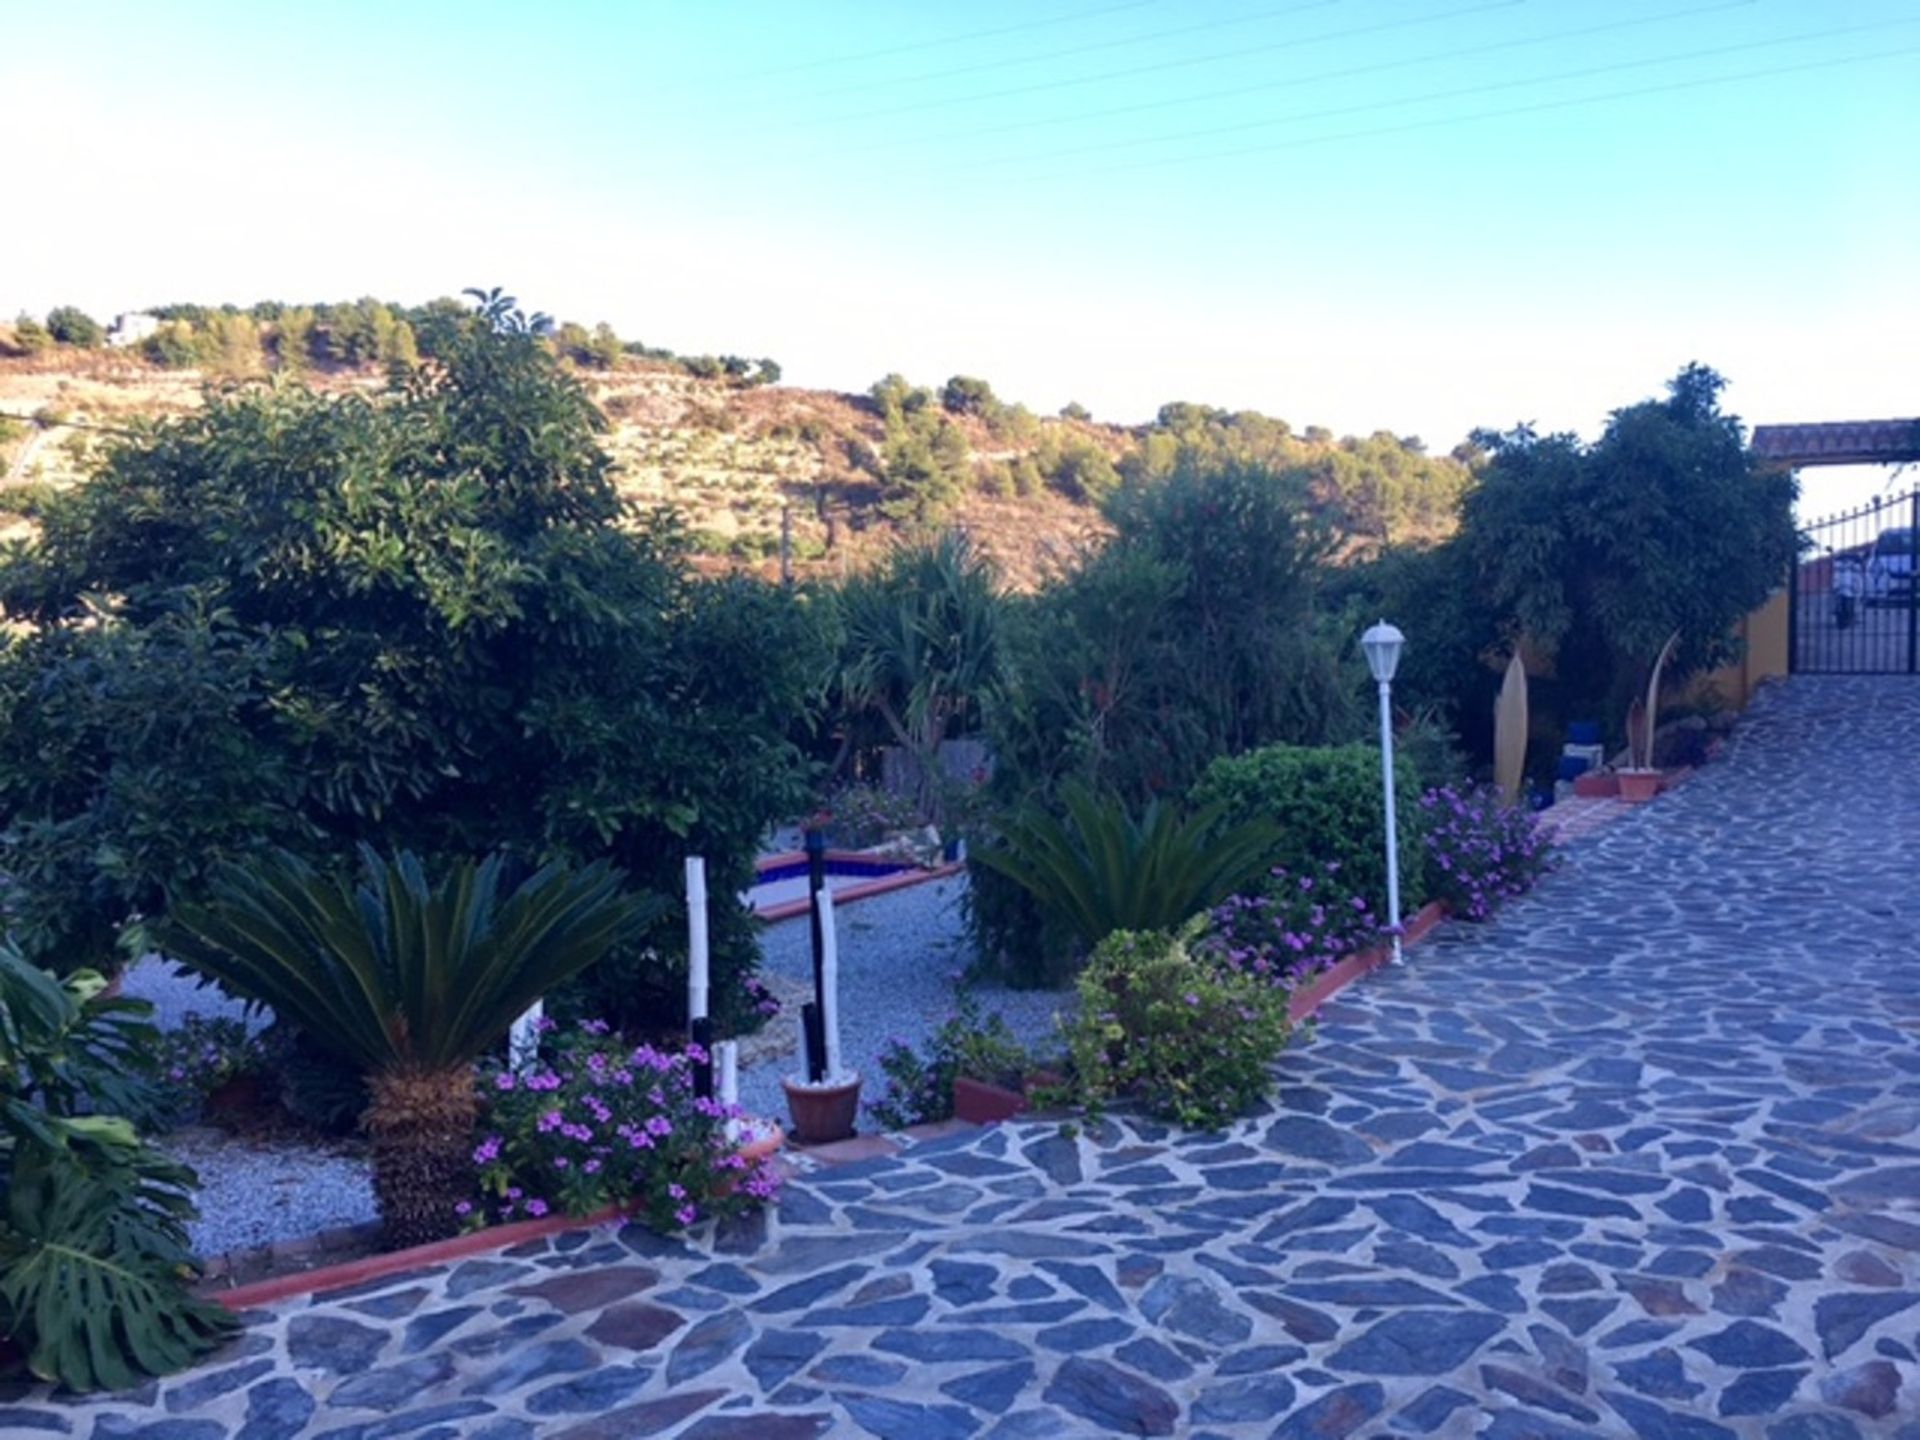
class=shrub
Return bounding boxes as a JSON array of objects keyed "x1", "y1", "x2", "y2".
[
  {"x1": 1419, "y1": 785, "x2": 1553, "y2": 921},
  {"x1": 972, "y1": 781, "x2": 1279, "y2": 957},
  {"x1": 10, "y1": 314, "x2": 51, "y2": 353},
  {"x1": 821, "y1": 782, "x2": 922, "y2": 847},
  {"x1": 163, "y1": 848, "x2": 662, "y2": 1248},
  {"x1": 866, "y1": 991, "x2": 1031, "y2": 1130},
  {"x1": 941, "y1": 374, "x2": 997, "y2": 417},
  {"x1": 150, "y1": 1015, "x2": 269, "y2": 1129},
  {"x1": 1062, "y1": 925, "x2": 1292, "y2": 1129},
  {"x1": 1203, "y1": 860, "x2": 1384, "y2": 988},
  {"x1": 0, "y1": 946, "x2": 236, "y2": 1390},
  {"x1": 45, "y1": 307, "x2": 104, "y2": 348},
  {"x1": 472, "y1": 1024, "x2": 779, "y2": 1233},
  {"x1": 1192, "y1": 741, "x2": 1424, "y2": 917}
]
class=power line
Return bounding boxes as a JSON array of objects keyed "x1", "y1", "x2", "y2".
[
  {"x1": 827, "y1": 0, "x2": 1755, "y2": 163},
  {"x1": 1003, "y1": 40, "x2": 1920, "y2": 184},
  {"x1": 949, "y1": 11, "x2": 1920, "y2": 174},
  {"x1": 761, "y1": 0, "x2": 1343, "y2": 106},
  {"x1": 746, "y1": 0, "x2": 1522, "y2": 135},
  {"x1": 713, "y1": 0, "x2": 1167, "y2": 83}
]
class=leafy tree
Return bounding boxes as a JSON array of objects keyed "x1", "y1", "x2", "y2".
[
  {"x1": 941, "y1": 374, "x2": 997, "y2": 417},
  {"x1": 833, "y1": 532, "x2": 1002, "y2": 821},
  {"x1": 752, "y1": 357, "x2": 782, "y2": 386},
  {"x1": 140, "y1": 321, "x2": 199, "y2": 369},
  {"x1": 1461, "y1": 363, "x2": 1797, "y2": 726},
  {"x1": 45, "y1": 307, "x2": 104, "y2": 348},
  {"x1": 683, "y1": 354, "x2": 724, "y2": 380},
  {"x1": 0, "y1": 298, "x2": 829, "y2": 1033},
  {"x1": 1059, "y1": 401, "x2": 1091, "y2": 421},
  {"x1": 11, "y1": 314, "x2": 51, "y2": 354}
]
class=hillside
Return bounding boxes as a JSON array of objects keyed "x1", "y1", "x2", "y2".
[{"x1": 0, "y1": 305, "x2": 1470, "y2": 587}]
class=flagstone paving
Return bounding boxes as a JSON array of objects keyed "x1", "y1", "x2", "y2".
[{"x1": 20, "y1": 675, "x2": 1920, "y2": 1437}]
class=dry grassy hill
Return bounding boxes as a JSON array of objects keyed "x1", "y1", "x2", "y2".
[{"x1": 0, "y1": 346, "x2": 1113, "y2": 589}]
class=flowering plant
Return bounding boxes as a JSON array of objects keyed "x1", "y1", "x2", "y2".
[
  {"x1": 1201, "y1": 860, "x2": 1383, "y2": 988},
  {"x1": 1061, "y1": 922, "x2": 1292, "y2": 1130},
  {"x1": 741, "y1": 974, "x2": 783, "y2": 1022},
  {"x1": 867, "y1": 989, "x2": 1030, "y2": 1130},
  {"x1": 820, "y1": 783, "x2": 922, "y2": 848},
  {"x1": 1420, "y1": 784, "x2": 1553, "y2": 921},
  {"x1": 470, "y1": 1023, "x2": 779, "y2": 1233},
  {"x1": 150, "y1": 1015, "x2": 269, "y2": 1127}
]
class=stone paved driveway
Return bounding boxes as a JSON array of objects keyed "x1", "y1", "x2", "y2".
[{"x1": 18, "y1": 676, "x2": 1920, "y2": 1438}]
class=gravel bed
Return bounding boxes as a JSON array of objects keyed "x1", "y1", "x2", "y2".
[
  {"x1": 166, "y1": 1127, "x2": 376, "y2": 1259},
  {"x1": 120, "y1": 955, "x2": 257, "y2": 1031},
  {"x1": 738, "y1": 875, "x2": 1074, "y2": 1125},
  {"x1": 129, "y1": 874, "x2": 1070, "y2": 1254}
]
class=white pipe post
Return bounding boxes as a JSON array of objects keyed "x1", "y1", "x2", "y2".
[
  {"x1": 1377, "y1": 677, "x2": 1404, "y2": 964},
  {"x1": 685, "y1": 856, "x2": 709, "y2": 1024},
  {"x1": 817, "y1": 885, "x2": 843, "y2": 1080},
  {"x1": 509, "y1": 1000, "x2": 543, "y2": 1075},
  {"x1": 718, "y1": 1040, "x2": 739, "y2": 1108}
]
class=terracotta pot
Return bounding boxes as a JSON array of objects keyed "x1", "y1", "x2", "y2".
[
  {"x1": 1617, "y1": 769, "x2": 1662, "y2": 804},
  {"x1": 204, "y1": 1074, "x2": 267, "y2": 1120},
  {"x1": 1572, "y1": 771, "x2": 1619, "y2": 799},
  {"x1": 781, "y1": 1074, "x2": 862, "y2": 1144}
]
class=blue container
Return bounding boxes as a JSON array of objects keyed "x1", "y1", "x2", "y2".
[
  {"x1": 1568, "y1": 720, "x2": 1602, "y2": 746},
  {"x1": 1556, "y1": 754, "x2": 1591, "y2": 782}
]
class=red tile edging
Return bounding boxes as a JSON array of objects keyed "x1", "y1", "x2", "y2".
[
  {"x1": 1285, "y1": 899, "x2": 1449, "y2": 1022},
  {"x1": 756, "y1": 860, "x2": 965, "y2": 922}
]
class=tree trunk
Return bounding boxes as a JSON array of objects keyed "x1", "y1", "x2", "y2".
[{"x1": 364, "y1": 1063, "x2": 479, "y2": 1250}]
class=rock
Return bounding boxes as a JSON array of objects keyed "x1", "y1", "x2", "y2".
[
  {"x1": 1820, "y1": 1358, "x2": 1902, "y2": 1418},
  {"x1": 1609, "y1": 1347, "x2": 1702, "y2": 1401},
  {"x1": 1391, "y1": 1385, "x2": 1473, "y2": 1434},
  {"x1": 667, "y1": 1310, "x2": 754, "y2": 1385},
  {"x1": 939, "y1": 1362, "x2": 1034, "y2": 1415},
  {"x1": 1330, "y1": 1310, "x2": 1506, "y2": 1375},
  {"x1": 1263, "y1": 1117, "x2": 1374, "y2": 1166},
  {"x1": 462, "y1": 1338, "x2": 595, "y2": 1397},
  {"x1": 1190, "y1": 1373, "x2": 1294, "y2": 1424},
  {"x1": 1481, "y1": 1365, "x2": 1600, "y2": 1423},
  {"x1": 287, "y1": 1315, "x2": 387, "y2": 1375},
  {"x1": 163, "y1": 1359, "x2": 274, "y2": 1414},
  {"x1": 1833, "y1": 1252, "x2": 1901, "y2": 1288},
  {"x1": 1137, "y1": 1276, "x2": 1251, "y2": 1348},
  {"x1": 1710, "y1": 1269, "x2": 1786, "y2": 1318},
  {"x1": 1600, "y1": 1389, "x2": 1739, "y2": 1438},
  {"x1": 1036, "y1": 1319, "x2": 1133, "y2": 1352},
  {"x1": 1716, "y1": 1368, "x2": 1805, "y2": 1417},
  {"x1": 1687, "y1": 1321, "x2": 1808, "y2": 1370},
  {"x1": 1036, "y1": 1262, "x2": 1126, "y2": 1312},
  {"x1": 584, "y1": 1301, "x2": 686, "y2": 1353},
  {"x1": 741, "y1": 1329, "x2": 827, "y2": 1390},
  {"x1": 510, "y1": 1265, "x2": 657, "y2": 1313},
  {"x1": 236, "y1": 1378, "x2": 316, "y2": 1440},
  {"x1": 1042, "y1": 1357, "x2": 1180, "y2": 1437},
  {"x1": 548, "y1": 1389, "x2": 725, "y2": 1439},
  {"x1": 1268, "y1": 1382, "x2": 1384, "y2": 1438},
  {"x1": 1813, "y1": 1292, "x2": 1918, "y2": 1360},
  {"x1": 523, "y1": 1364, "x2": 656, "y2": 1416},
  {"x1": 328, "y1": 1354, "x2": 455, "y2": 1411},
  {"x1": 838, "y1": 1396, "x2": 980, "y2": 1440},
  {"x1": 872, "y1": 1328, "x2": 1028, "y2": 1363},
  {"x1": 1113, "y1": 1337, "x2": 1193, "y2": 1383}
]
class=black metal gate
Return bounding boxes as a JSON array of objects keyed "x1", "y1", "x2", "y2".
[{"x1": 1791, "y1": 487, "x2": 1920, "y2": 674}]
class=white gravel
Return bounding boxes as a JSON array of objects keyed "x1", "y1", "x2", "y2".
[
  {"x1": 125, "y1": 874, "x2": 1072, "y2": 1255},
  {"x1": 737, "y1": 875, "x2": 1073, "y2": 1126}
]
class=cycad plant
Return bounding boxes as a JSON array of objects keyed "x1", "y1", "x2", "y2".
[
  {"x1": 165, "y1": 847, "x2": 661, "y2": 1247},
  {"x1": 974, "y1": 782, "x2": 1279, "y2": 953}
]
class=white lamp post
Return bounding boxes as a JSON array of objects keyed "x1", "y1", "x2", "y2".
[{"x1": 1361, "y1": 620, "x2": 1406, "y2": 965}]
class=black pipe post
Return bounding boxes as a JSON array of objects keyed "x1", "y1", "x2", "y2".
[
  {"x1": 690, "y1": 1015, "x2": 713, "y2": 1099},
  {"x1": 804, "y1": 827, "x2": 828, "y2": 1082}
]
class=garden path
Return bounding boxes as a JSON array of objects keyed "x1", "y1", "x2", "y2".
[{"x1": 20, "y1": 675, "x2": 1920, "y2": 1438}]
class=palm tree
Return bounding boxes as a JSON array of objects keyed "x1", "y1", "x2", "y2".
[
  {"x1": 836, "y1": 531, "x2": 1003, "y2": 823},
  {"x1": 164, "y1": 847, "x2": 660, "y2": 1247}
]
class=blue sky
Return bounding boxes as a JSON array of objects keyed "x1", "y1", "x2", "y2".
[{"x1": 4, "y1": 1, "x2": 1916, "y2": 506}]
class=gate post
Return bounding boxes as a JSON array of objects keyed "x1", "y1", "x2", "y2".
[{"x1": 1909, "y1": 490, "x2": 1919, "y2": 674}]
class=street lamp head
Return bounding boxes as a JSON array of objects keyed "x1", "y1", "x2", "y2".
[{"x1": 1361, "y1": 620, "x2": 1405, "y2": 684}]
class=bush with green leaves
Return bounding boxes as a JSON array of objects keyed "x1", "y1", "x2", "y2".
[
  {"x1": 1061, "y1": 924, "x2": 1293, "y2": 1129},
  {"x1": 1192, "y1": 741, "x2": 1424, "y2": 917},
  {"x1": 0, "y1": 295, "x2": 830, "y2": 1031},
  {"x1": 972, "y1": 781, "x2": 1278, "y2": 970},
  {"x1": 44, "y1": 307, "x2": 104, "y2": 348},
  {"x1": 0, "y1": 946, "x2": 236, "y2": 1390},
  {"x1": 150, "y1": 1015, "x2": 269, "y2": 1129},
  {"x1": 866, "y1": 991, "x2": 1032, "y2": 1130},
  {"x1": 164, "y1": 847, "x2": 661, "y2": 1248}
]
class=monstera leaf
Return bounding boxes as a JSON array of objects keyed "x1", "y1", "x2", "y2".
[{"x1": 0, "y1": 1119, "x2": 236, "y2": 1391}]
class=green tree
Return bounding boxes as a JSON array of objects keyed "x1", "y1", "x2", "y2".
[
  {"x1": 752, "y1": 357, "x2": 782, "y2": 386},
  {"x1": 45, "y1": 307, "x2": 104, "y2": 348},
  {"x1": 941, "y1": 374, "x2": 997, "y2": 417},
  {"x1": 1461, "y1": 363, "x2": 1797, "y2": 726},
  {"x1": 11, "y1": 314, "x2": 51, "y2": 354},
  {"x1": 0, "y1": 301, "x2": 829, "y2": 1032},
  {"x1": 1059, "y1": 401, "x2": 1091, "y2": 421}
]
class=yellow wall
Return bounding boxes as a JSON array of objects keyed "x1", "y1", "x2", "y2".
[{"x1": 1684, "y1": 588, "x2": 1788, "y2": 710}]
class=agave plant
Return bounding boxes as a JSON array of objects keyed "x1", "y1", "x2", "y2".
[
  {"x1": 0, "y1": 944, "x2": 236, "y2": 1391},
  {"x1": 164, "y1": 847, "x2": 661, "y2": 1248},
  {"x1": 973, "y1": 782, "x2": 1279, "y2": 952}
]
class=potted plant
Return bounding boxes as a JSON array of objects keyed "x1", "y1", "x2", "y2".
[
  {"x1": 781, "y1": 1072, "x2": 863, "y2": 1144},
  {"x1": 1617, "y1": 631, "x2": 1679, "y2": 804}
]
